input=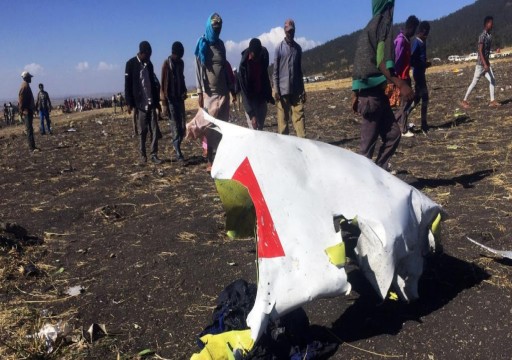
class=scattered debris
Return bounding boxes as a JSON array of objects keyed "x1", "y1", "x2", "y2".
[
  {"x1": 87, "y1": 323, "x2": 107, "y2": 343},
  {"x1": 138, "y1": 349, "x2": 155, "y2": 358},
  {"x1": 466, "y1": 237, "x2": 512, "y2": 260},
  {"x1": 29, "y1": 321, "x2": 72, "y2": 353},
  {"x1": 18, "y1": 262, "x2": 40, "y2": 276},
  {"x1": 65, "y1": 285, "x2": 85, "y2": 296}
]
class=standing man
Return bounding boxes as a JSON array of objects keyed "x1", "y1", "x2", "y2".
[
  {"x1": 18, "y1": 71, "x2": 38, "y2": 152},
  {"x1": 393, "y1": 15, "x2": 419, "y2": 137},
  {"x1": 352, "y1": 0, "x2": 414, "y2": 171},
  {"x1": 461, "y1": 16, "x2": 500, "y2": 108},
  {"x1": 238, "y1": 38, "x2": 274, "y2": 130},
  {"x1": 273, "y1": 19, "x2": 306, "y2": 138},
  {"x1": 195, "y1": 13, "x2": 235, "y2": 171},
  {"x1": 112, "y1": 94, "x2": 117, "y2": 113},
  {"x1": 161, "y1": 41, "x2": 187, "y2": 161},
  {"x1": 35, "y1": 83, "x2": 52, "y2": 135},
  {"x1": 3, "y1": 103, "x2": 8, "y2": 124},
  {"x1": 125, "y1": 41, "x2": 163, "y2": 164},
  {"x1": 411, "y1": 21, "x2": 432, "y2": 134}
]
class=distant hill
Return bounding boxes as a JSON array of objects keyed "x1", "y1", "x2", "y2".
[{"x1": 302, "y1": 0, "x2": 512, "y2": 78}]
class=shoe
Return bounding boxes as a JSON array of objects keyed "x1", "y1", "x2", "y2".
[
  {"x1": 461, "y1": 100, "x2": 470, "y2": 109},
  {"x1": 489, "y1": 100, "x2": 501, "y2": 107},
  {"x1": 150, "y1": 155, "x2": 163, "y2": 164},
  {"x1": 402, "y1": 130, "x2": 414, "y2": 138}
]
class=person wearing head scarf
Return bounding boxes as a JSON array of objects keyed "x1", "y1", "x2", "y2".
[
  {"x1": 193, "y1": 13, "x2": 236, "y2": 171},
  {"x1": 351, "y1": 0, "x2": 414, "y2": 172},
  {"x1": 161, "y1": 41, "x2": 187, "y2": 161},
  {"x1": 238, "y1": 38, "x2": 274, "y2": 130}
]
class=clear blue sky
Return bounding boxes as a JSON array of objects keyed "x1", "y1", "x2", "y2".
[{"x1": 0, "y1": 0, "x2": 476, "y2": 100}]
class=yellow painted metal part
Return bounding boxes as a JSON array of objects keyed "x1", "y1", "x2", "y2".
[
  {"x1": 325, "y1": 242, "x2": 346, "y2": 268},
  {"x1": 191, "y1": 329, "x2": 254, "y2": 360},
  {"x1": 431, "y1": 213, "x2": 442, "y2": 239},
  {"x1": 215, "y1": 180, "x2": 256, "y2": 239}
]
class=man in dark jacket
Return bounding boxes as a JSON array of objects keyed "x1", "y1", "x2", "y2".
[
  {"x1": 35, "y1": 83, "x2": 53, "y2": 135},
  {"x1": 238, "y1": 38, "x2": 274, "y2": 130},
  {"x1": 18, "y1": 71, "x2": 38, "y2": 152},
  {"x1": 161, "y1": 41, "x2": 187, "y2": 161},
  {"x1": 125, "y1": 41, "x2": 163, "y2": 164},
  {"x1": 352, "y1": 0, "x2": 414, "y2": 171}
]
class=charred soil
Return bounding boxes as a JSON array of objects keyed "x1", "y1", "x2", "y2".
[{"x1": 1, "y1": 61, "x2": 512, "y2": 359}]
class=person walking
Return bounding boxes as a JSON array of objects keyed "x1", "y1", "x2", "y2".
[
  {"x1": 125, "y1": 41, "x2": 163, "y2": 165},
  {"x1": 238, "y1": 38, "x2": 274, "y2": 130},
  {"x1": 7, "y1": 102, "x2": 14, "y2": 124},
  {"x1": 112, "y1": 94, "x2": 117, "y2": 113},
  {"x1": 410, "y1": 21, "x2": 432, "y2": 133},
  {"x1": 195, "y1": 12, "x2": 236, "y2": 171},
  {"x1": 461, "y1": 16, "x2": 500, "y2": 108},
  {"x1": 35, "y1": 83, "x2": 53, "y2": 135},
  {"x1": 273, "y1": 19, "x2": 306, "y2": 138},
  {"x1": 393, "y1": 15, "x2": 419, "y2": 137},
  {"x1": 351, "y1": 0, "x2": 414, "y2": 171},
  {"x1": 161, "y1": 41, "x2": 187, "y2": 161},
  {"x1": 18, "y1": 71, "x2": 38, "y2": 152},
  {"x1": 3, "y1": 103, "x2": 8, "y2": 125}
]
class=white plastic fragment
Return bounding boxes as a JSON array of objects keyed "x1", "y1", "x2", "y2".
[
  {"x1": 65, "y1": 285, "x2": 84, "y2": 296},
  {"x1": 29, "y1": 321, "x2": 72, "y2": 353},
  {"x1": 192, "y1": 110, "x2": 444, "y2": 343},
  {"x1": 467, "y1": 237, "x2": 512, "y2": 259}
]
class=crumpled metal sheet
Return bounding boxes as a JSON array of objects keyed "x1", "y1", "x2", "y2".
[{"x1": 197, "y1": 111, "x2": 445, "y2": 342}]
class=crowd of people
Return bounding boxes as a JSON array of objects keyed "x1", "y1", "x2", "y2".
[
  {"x1": 124, "y1": 13, "x2": 306, "y2": 170},
  {"x1": 15, "y1": 0, "x2": 502, "y2": 174},
  {"x1": 62, "y1": 96, "x2": 120, "y2": 113},
  {"x1": 123, "y1": 3, "x2": 501, "y2": 174}
]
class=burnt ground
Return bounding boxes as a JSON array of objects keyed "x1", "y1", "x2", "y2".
[{"x1": 1, "y1": 60, "x2": 512, "y2": 360}]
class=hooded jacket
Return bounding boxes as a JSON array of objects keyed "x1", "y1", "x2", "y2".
[
  {"x1": 238, "y1": 47, "x2": 274, "y2": 117},
  {"x1": 373, "y1": 0, "x2": 395, "y2": 17},
  {"x1": 352, "y1": 1, "x2": 395, "y2": 91}
]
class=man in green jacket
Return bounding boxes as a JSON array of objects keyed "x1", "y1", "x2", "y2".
[{"x1": 352, "y1": 0, "x2": 414, "y2": 171}]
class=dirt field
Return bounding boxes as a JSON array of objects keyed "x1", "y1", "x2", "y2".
[{"x1": 1, "y1": 60, "x2": 512, "y2": 360}]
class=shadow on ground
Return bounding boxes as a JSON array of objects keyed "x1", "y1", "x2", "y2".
[
  {"x1": 408, "y1": 169, "x2": 494, "y2": 190},
  {"x1": 330, "y1": 252, "x2": 489, "y2": 343}
]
